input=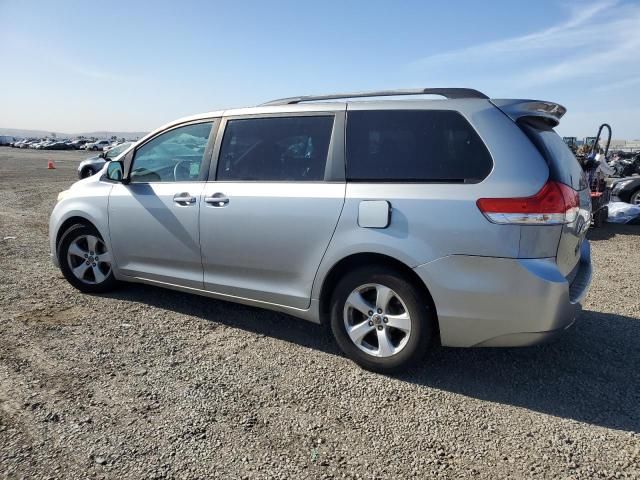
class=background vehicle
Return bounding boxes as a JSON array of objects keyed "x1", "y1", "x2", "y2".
[
  {"x1": 47, "y1": 140, "x2": 73, "y2": 150},
  {"x1": 85, "y1": 140, "x2": 111, "y2": 151},
  {"x1": 20, "y1": 139, "x2": 39, "y2": 148},
  {"x1": 51, "y1": 88, "x2": 592, "y2": 373},
  {"x1": 77, "y1": 141, "x2": 134, "y2": 178},
  {"x1": 563, "y1": 136, "x2": 577, "y2": 153},
  {"x1": 70, "y1": 139, "x2": 90, "y2": 149},
  {"x1": 611, "y1": 176, "x2": 640, "y2": 205},
  {"x1": 33, "y1": 139, "x2": 55, "y2": 149},
  {"x1": 0, "y1": 136, "x2": 16, "y2": 146},
  {"x1": 609, "y1": 153, "x2": 640, "y2": 177}
]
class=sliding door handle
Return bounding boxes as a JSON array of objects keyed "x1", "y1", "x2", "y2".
[{"x1": 204, "y1": 193, "x2": 229, "y2": 207}]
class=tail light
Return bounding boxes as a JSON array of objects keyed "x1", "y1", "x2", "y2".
[{"x1": 477, "y1": 180, "x2": 579, "y2": 225}]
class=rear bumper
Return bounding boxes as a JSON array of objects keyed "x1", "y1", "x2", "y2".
[{"x1": 414, "y1": 240, "x2": 592, "y2": 347}]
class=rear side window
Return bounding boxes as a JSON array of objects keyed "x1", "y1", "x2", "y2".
[
  {"x1": 217, "y1": 116, "x2": 334, "y2": 181},
  {"x1": 346, "y1": 110, "x2": 492, "y2": 182},
  {"x1": 519, "y1": 118, "x2": 587, "y2": 190}
]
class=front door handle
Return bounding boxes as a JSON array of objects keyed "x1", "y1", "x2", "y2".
[
  {"x1": 173, "y1": 192, "x2": 197, "y2": 205},
  {"x1": 204, "y1": 193, "x2": 229, "y2": 207}
]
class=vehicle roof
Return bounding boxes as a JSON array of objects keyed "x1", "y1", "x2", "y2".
[
  {"x1": 169, "y1": 95, "x2": 565, "y2": 121},
  {"x1": 160, "y1": 98, "x2": 489, "y2": 128},
  {"x1": 139, "y1": 93, "x2": 566, "y2": 145}
]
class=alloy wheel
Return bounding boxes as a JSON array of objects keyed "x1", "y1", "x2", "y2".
[
  {"x1": 66, "y1": 234, "x2": 112, "y2": 284},
  {"x1": 343, "y1": 283, "x2": 412, "y2": 357}
]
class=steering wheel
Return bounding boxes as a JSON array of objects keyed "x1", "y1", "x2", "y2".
[{"x1": 173, "y1": 161, "x2": 192, "y2": 181}]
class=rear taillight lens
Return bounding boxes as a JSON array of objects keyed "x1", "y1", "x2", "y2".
[{"x1": 477, "y1": 180, "x2": 579, "y2": 225}]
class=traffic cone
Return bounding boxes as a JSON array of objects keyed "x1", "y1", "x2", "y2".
[{"x1": 47, "y1": 160, "x2": 56, "y2": 169}]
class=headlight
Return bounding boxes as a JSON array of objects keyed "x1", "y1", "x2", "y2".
[{"x1": 57, "y1": 190, "x2": 70, "y2": 202}]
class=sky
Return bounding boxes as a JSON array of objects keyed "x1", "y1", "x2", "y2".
[{"x1": 1, "y1": 0, "x2": 639, "y2": 138}]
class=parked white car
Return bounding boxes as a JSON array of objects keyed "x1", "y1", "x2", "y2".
[{"x1": 85, "y1": 140, "x2": 112, "y2": 151}]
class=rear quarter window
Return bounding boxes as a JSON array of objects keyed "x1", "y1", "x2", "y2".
[
  {"x1": 518, "y1": 118, "x2": 587, "y2": 191},
  {"x1": 346, "y1": 110, "x2": 493, "y2": 182}
]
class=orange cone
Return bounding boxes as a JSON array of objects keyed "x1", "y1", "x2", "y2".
[{"x1": 47, "y1": 160, "x2": 56, "y2": 169}]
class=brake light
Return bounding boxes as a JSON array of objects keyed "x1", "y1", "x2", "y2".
[{"x1": 477, "y1": 180, "x2": 579, "y2": 225}]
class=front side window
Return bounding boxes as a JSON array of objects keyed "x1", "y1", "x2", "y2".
[
  {"x1": 130, "y1": 122, "x2": 212, "y2": 183},
  {"x1": 105, "y1": 142, "x2": 131, "y2": 159},
  {"x1": 217, "y1": 116, "x2": 334, "y2": 181},
  {"x1": 346, "y1": 110, "x2": 493, "y2": 182}
]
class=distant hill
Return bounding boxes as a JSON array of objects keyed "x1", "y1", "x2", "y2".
[{"x1": 0, "y1": 127, "x2": 148, "y2": 141}]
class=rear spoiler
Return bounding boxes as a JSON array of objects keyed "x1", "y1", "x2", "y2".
[{"x1": 490, "y1": 99, "x2": 566, "y2": 128}]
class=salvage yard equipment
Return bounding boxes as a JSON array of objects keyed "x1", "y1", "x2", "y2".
[
  {"x1": 584, "y1": 123, "x2": 613, "y2": 227},
  {"x1": 563, "y1": 136, "x2": 577, "y2": 153}
]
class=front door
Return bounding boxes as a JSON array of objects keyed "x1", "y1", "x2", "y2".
[
  {"x1": 108, "y1": 121, "x2": 215, "y2": 288},
  {"x1": 199, "y1": 114, "x2": 345, "y2": 309}
]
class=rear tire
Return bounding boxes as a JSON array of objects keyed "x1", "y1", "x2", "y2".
[
  {"x1": 57, "y1": 224, "x2": 117, "y2": 293},
  {"x1": 330, "y1": 266, "x2": 434, "y2": 374}
]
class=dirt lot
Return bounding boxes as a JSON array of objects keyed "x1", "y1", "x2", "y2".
[{"x1": 0, "y1": 146, "x2": 638, "y2": 479}]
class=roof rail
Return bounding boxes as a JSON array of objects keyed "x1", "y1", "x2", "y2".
[{"x1": 260, "y1": 88, "x2": 489, "y2": 106}]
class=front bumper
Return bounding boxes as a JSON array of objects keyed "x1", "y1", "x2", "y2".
[{"x1": 414, "y1": 240, "x2": 592, "y2": 347}]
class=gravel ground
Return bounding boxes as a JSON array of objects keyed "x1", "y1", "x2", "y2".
[{"x1": 0, "y1": 146, "x2": 639, "y2": 479}]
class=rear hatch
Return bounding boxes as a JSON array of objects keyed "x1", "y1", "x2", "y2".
[{"x1": 491, "y1": 100, "x2": 591, "y2": 278}]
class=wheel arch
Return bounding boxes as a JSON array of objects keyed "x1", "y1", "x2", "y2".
[
  {"x1": 318, "y1": 252, "x2": 440, "y2": 340},
  {"x1": 55, "y1": 216, "x2": 97, "y2": 249},
  {"x1": 627, "y1": 185, "x2": 640, "y2": 203}
]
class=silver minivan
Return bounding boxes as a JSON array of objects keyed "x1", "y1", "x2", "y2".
[{"x1": 50, "y1": 88, "x2": 592, "y2": 372}]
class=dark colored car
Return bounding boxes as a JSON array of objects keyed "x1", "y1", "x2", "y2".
[
  {"x1": 48, "y1": 141, "x2": 73, "y2": 150},
  {"x1": 612, "y1": 176, "x2": 640, "y2": 205},
  {"x1": 77, "y1": 142, "x2": 134, "y2": 178},
  {"x1": 70, "y1": 139, "x2": 90, "y2": 149}
]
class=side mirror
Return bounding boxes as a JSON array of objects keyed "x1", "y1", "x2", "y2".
[
  {"x1": 106, "y1": 161, "x2": 124, "y2": 182},
  {"x1": 99, "y1": 151, "x2": 107, "y2": 159}
]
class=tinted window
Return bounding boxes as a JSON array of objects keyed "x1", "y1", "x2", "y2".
[
  {"x1": 130, "y1": 122, "x2": 212, "y2": 183},
  {"x1": 519, "y1": 118, "x2": 587, "y2": 190},
  {"x1": 346, "y1": 110, "x2": 492, "y2": 182},
  {"x1": 217, "y1": 116, "x2": 334, "y2": 181}
]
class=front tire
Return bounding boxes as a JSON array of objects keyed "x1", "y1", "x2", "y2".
[
  {"x1": 57, "y1": 224, "x2": 117, "y2": 293},
  {"x1": 330, "y1": 266, "x2": 434, "y2": 374},
  {"x1": 81, "y1": 167, "x2": 95, "y2": 178}
]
